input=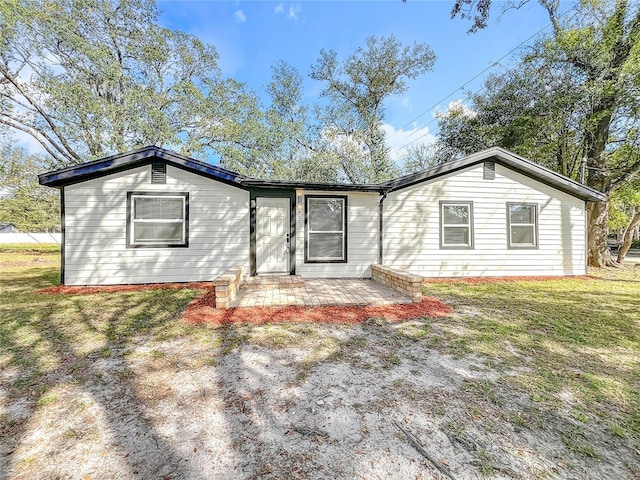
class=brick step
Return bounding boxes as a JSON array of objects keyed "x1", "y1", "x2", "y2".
[{"x1": 240, "y1": 275, "x2": 304, "y2": 290}]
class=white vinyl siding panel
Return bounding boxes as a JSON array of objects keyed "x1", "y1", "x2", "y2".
[
  {"x1": 295, "y1": 191, "x2": 378, "y2": 278},
  {"x1": 64, "y1": 165, "x2": 249, "y2": 285},
  {"x1": 383, "y1": 163, "x2": 586, "y2": 277}
]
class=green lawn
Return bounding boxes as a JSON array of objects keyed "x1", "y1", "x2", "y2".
[
  {"x1": 1, "y1": 245, "x2": 639, "y2": 477},
  {"x1": 0, "y1": 245, "x2": 213, "y2": 399},
  {"x1": 424, "y1": 273, "x2": 640, "y2": 439}
]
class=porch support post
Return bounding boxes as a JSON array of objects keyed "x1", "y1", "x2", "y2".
[{"x1": 378, "y1": 190, "x2": 388, "y2": 265}]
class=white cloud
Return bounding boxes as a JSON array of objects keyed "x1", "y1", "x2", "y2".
[
  {"x1": 233, "y1": 9, "x2": 247, "y2": 23},
  {"x1": 10, "y1": 129, "x2": 48, "y2": 156},
  {"x1": 435, "y1": 99, "x2": 477, "y2": 119},
  {"x1": 288, "y1": 4, "x2": 301, "y2": 21},
  {"x1": 401, "y1": 97, "x2": 412, "y2": 111},
  {"x1": 274, "y1": 3, "x2": 302, "y2": 22},
  {"x1": 382, "y1": 123, "x2": 437, "y2": 163}
]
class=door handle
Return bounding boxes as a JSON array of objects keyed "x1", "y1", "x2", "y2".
[{"x1": 284, "y1": 233, "x2": 290, "y2": 253}]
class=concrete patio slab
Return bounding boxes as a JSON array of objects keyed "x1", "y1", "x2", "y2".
[{"x1": 232, "y1": 276, "x2": 413, "y2": 308}]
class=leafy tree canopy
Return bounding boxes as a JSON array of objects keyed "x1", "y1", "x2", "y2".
[
  {"x1": 310, "y1": 35, "x2": 436, "y2": 183},
  {"x1": 441, "y1": 0, "x2": 640, "y2": 266},
  {"x1": 226, "y1": 36, "x2": 437, "y2": 184},
  {"x1": 0, "y1": 0, "x2": 261, "y2": 167},
  {"x1": 0, "y1": 142, "x2": 59, "y2": 232}
]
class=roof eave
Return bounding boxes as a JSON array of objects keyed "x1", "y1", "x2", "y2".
[
  {"x1": 242, "y1": 179, "x2": 380, "y2": 192},
  {"x1": 38, "y1": 146, "x2": 245, "y2": 187},
  {"x1": 383, "y1": 147, "x2": 606, "y2": 202}
]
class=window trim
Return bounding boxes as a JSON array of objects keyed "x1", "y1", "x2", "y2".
[
  {"x1": 439, "y1": 201, "x2": 474, "y2": 249},
  {"x1": 126, "y1": 192, "x2": 189, "y2": 248},
  {"x1": 304, "y1": 195, "x2": 348, "y2": 263},
  {"x1": 506, "y1": 202, "x2": 538, "y2": 249}
]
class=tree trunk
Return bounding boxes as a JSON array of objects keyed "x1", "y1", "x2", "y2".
[
  {"x1": 587, "y1": 200, "x2": 611, "y2": 267},
  {"x1": 584, "y1": 101, "x2": 614, "y2": 267},
  {"x1": 616, "y1": 206, "x2": 640, "y2": 264}
]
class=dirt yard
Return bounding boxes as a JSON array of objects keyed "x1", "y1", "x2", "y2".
[
  {"x1": 1, "y1": 246, "x2": 639, "y2": 479},
  {"x1": 2, "y1": 320, "x2": 638, "y2": 480}
]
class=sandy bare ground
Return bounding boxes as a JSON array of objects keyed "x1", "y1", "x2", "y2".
[{"x1": 2, "y1": 316, "x2": 637, "y2": 480}]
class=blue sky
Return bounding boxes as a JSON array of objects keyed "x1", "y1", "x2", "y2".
[
  {"x1": 157, "y1": 0, "x2": 568, "y2": 157},
  {"x1": 11, "y1": 1, "x2": 570, "y2": 159}
]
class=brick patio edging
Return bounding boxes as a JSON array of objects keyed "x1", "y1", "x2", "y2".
[
  {"x1": 371, "y1": 265, "x2": 423, "y2": 303},
  {"x1": 212, "y1": 265, "x2": 244, "y2": 308}
]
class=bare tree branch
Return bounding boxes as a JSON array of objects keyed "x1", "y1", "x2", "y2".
[
  {"x1": 0, "y1": 117, "x2": 66, "y2": 165},
  {"x1": 0, "y1": 64, "x2": 81, "y2": 162}
]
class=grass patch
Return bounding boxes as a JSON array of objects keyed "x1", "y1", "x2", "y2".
[
  {"x1": 0, "y1": 244, "x2": 60, "y2": 266},
  {"x1": 393, "y1": 321, "x2": 430, "y2": 341},
  {"x1": 425, "y1": 270, "x2": 640, "y2": 435},
  {"x1": 0, "y1": 243, "x2": 61, "y2": 253},
  {"x1": 0, "y1": 246, "x2": 216, "y2": 400},
  {"x1": 36, "y1": 393, "x2": 57, "y2": 407},
  {"x1": 610, "y1": 421, "x2": 627, "y2": 438},
  {"x1": 3, "y1": 244, "x2": 639, "y2": 463}
]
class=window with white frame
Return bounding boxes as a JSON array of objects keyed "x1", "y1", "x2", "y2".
[
  {"x1": 127, "y1": 193, "x2": 188, "y2": 247},
  {"x1": 305, "y1": 196, "x2": 346, "y2": 262},
  {"x1": 440, "y1": 201, "x2": 473, "y2": 248},
  {"x1": 507, "y1": 203, "x2": 537, "y2": 248}
]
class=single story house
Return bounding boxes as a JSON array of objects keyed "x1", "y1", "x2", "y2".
[{"x1": 39, "y1": 146, "x2": 605, "y2": 286}]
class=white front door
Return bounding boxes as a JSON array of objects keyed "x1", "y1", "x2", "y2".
[{"x1": 256, "y1": 197, "x2": 290, "y2": 274}]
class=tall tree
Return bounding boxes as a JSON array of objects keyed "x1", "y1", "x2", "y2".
[
  {"x1": 218, "y1": 61, "x2": 337, "y2": 181},
  {"x1": 437, "y1": 66, "x2": 588, "y2": 178},
  {"x1": 447, "y1": 0, "x2": 640, "y2": 266},
  {"x1": 264, "y1": 61, "x2": 323, "y2": 180},
  {"x1": 402, "y1": 142, "x2": 447, "y2": 174},
  {"x1": 310, "y1": 35, "x2": 436, "y2": 183},
  {"x1": 609, "y1": 156, "x2": 640, "y2": 263},
  {"x1": 0, "y1": 144, "x2": 59, "y2": 232},
  {"x1": 0, "y1": 0, "x2": 259, "y2": 166}
]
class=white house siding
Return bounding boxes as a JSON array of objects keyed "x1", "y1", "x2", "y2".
[
  {"x1": 294, "y1": 190, "x2": 379, "y2": 278},
  {"x1": 383, "y1": 163, "x2": 586, "y2": 277},
  {"x1": 64, "y1": 165, "x2": 249, "y2": 285}
]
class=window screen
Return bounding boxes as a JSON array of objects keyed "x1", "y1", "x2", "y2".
[
  {"x1": 306, "y1": 197, "x2": 346, "y2": 262},
  {"x1": 128, "y1": 193, "x2": 188, "y2": 247},
  {"x1": 507, "y1": 203, "x2": 537, "y2": 248},
  {"x1": 440, "y1": 202, "x2": 473, "y2": 248}
]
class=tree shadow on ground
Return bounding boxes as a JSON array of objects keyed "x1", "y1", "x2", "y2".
[
  {"x1": 1, "y1": 277, "x2": 201, "y2": 479},
  {"x1": 212, "y1": 324, "x2": 360, "y2": 478}
]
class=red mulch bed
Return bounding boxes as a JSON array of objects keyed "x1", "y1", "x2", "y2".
[
  {"x1": 36, "y1": 275, "x2": 596, "y2": 326},
  {"x1": 423, "y1": 275, "x2": 597, "y2": 284},
  {"x1": 37, "y1": 282, "x2": 212, "y2": 295},
  {"x1": 182, "y1": 290, "x2": 452, "y2": 326},
  {"x1": 37, "y1": 282, "x2": 452, "y2": 326}
]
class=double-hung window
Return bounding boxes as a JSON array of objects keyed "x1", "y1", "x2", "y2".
[
  {"x1": 440, "y1": 201, "x2": 473, "y2": 248},
  {"x1": 127, "y1": 192, "x2": 189, "y2": 247},
  {"x1": 305, "y1": 196, "x2": 347, "y2": 262},
  {"x1": 507, "y1": 203, "x2": 537, "y2": 248}
]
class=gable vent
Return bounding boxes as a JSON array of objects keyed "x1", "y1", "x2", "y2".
[
  {"x1": 151, "y1": 162, "x2": 166, "y2": 184},
  {"x1": 483, "y1": 161, "x2": 495, "y2": 180}
]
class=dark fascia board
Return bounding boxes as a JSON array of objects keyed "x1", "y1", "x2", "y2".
[
  {"x1": 241, "y1": 178, "x2": 380, "y2": 192},
  {"x1": 38, "y1": 145, "x2": 378, "y2": 192},
  {"x1": 38, "y1": 145, "x2": 249, "y2": 188},
  {"x1": 381, "y1": 147, "x2": 606, "y2": 202}
]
